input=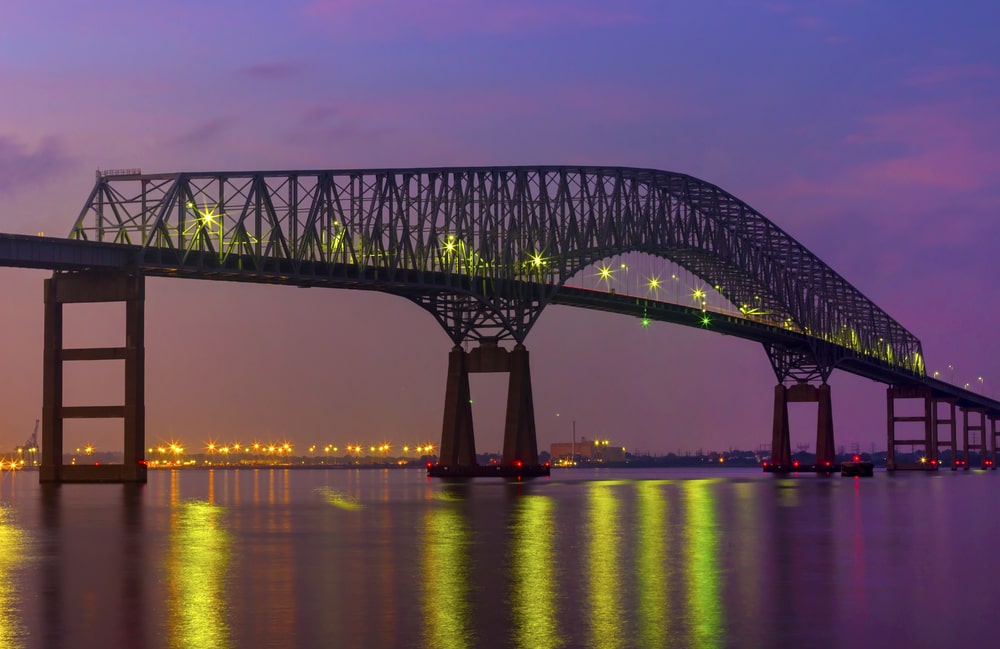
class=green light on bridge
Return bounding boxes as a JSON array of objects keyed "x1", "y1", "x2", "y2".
[{"x1": 700, "y1": 314, "x2": 711, "y2": 328}]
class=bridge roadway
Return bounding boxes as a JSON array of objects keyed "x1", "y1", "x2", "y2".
[{"x1": 2, "y1": 232, "x2": 996, "y2": 412}]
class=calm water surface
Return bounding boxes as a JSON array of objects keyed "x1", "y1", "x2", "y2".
[{"x1": 0, "y1": 467, "x2": 998, "y2": 649}]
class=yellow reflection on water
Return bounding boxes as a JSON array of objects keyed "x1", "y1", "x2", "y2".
[
  {"x1": 684, "y1": 480, "x2": 722, "y2": 649},
  {"x1": 0, "y1": 504, "x2": 28, "y2": 648},
  {"x1": 636, "y1": 481, "x2": 669, "y2": 648},
  {"x1": 512, "y1": 495, "x2": 560, "y2": 649},
  {"x1": 168, "y1": 501, "x2": 232, "y2": 649},
  {"x1": 422, "y1": 503, "x2": 472, "y2": 649},
  {"x1": 587, "y1": 483, "x2": 622, "y2": 649}
]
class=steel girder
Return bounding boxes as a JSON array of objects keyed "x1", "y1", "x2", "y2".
[{"x1": 70, "y1": 166, "x2": 923, "y2": 374}]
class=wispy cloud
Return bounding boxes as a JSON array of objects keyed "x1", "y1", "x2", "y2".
[
  {"x1": 0, "y1": 136, "x2": 73, "y2": 194},
  {"x1": 904, "y1": 62, "x2": 1000, "y2": 88},
  {"x1": 167, "y1": 116, "x2": 237, "y2": 148},
  {"x1": 301, "y1": 0, "x2": 648, "y2": 37},
  {"x1": 242, "y1": 62, "x2": 305, "y2": 81}
]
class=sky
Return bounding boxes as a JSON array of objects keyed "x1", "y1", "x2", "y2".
[{"x1": 1, "y1": 0, "x2": 999, "y2": 457}]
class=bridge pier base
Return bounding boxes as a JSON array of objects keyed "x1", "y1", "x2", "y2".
[
  {"x1": 764, "y1": 382, "x2": 835, "y2": 473},
  {"x1": 40, "y1": 271, "x2": 146, "y2": 484},
  {"x1": 431, "y1": 343, "x2": 547, "y2": 478}
]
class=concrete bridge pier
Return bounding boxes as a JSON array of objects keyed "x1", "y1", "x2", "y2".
[
  {"x1": 962, "y1": 408, "x2": 988, "y2": 470},
  {"x1": 991, "y1": 417, "x2": 1000, "y2": 469},
  {"x1": 501, "y1": 344, "x2": 538, "y2": 466},
  {"x1": 766, "y1": 382, "x2": 834, "y2": 472},
  {"x1": 931, "y1": 398, "x2": 957, "y2": 469},
  {"x1": 40, "y1": 271, "x2": 146, "y2": 483},
  {"x1": 886, "y1": 386, "x2": 937, "y2": 471},
  {"x1": 432, "y1": 342, "x2": 546, "y2": 478},
  {"x1": 438, "y1": 346, "x2": 477, "y2": 466}
]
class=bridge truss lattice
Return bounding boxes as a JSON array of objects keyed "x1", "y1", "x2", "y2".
[{"x1": 70, "y1": 166, "x2": 924, "y2": 381}]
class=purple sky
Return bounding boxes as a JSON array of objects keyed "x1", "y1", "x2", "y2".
[{"x1": 2, "y1": 0, "x2": 999, "y2": 456}]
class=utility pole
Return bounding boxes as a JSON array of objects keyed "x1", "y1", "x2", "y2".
[{"x1": 572, "y1": 420, "x2": 576, "y2": 464}]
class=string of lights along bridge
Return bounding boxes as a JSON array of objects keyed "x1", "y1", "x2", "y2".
[{"x1": 1, "y1": 165, "x2": 998, "y2": 482}]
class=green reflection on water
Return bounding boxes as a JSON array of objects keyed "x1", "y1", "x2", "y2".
[
  {"x1": 168, "y1": 501, "x2": 232, "y2": 649},
  {"x1": 587, "y1": 483, "x2": 622, "y2": 649},
  {"x1": 684, "y1": 480, "x2": 722, "y2": 649},
  {"x1": 0, "y1": 504, "x2": 28, "y2": 648},
  {"x1": 422, "y1": 504, "x2": 472, "y2": 649},
  {"x1": 512, "y1": 495, "x2": 560, "y2": 649},
  {"x1": 636, "y1": 481, "x2": 669, "y2": 648}
]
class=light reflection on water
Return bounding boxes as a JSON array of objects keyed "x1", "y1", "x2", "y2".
[
  {"x1": 636, "y1": 481, "x2": 669, "y2": 649},
  {"x1": 0, "y1": 501, "x2": 29, "y2": 648},
  {"x1": 587, "y1": 482, "x2": 623, "y2": 649},
  {"x1": 0, "y1": 468, "x2": 998, "y2": 648},
  {"x1": 683, "y1": 480, "x2": 722, "y2": 649},
  {"x1": 422, "y1": 494, "x2": 472, "y2": 649},
  {"x1": 167, "y1": 500, "x2": 231, "y2": 649},
  {"x1": 510, "y1": 494, "x2": 558, "y2": 649}
]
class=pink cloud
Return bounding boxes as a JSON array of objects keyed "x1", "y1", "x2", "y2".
[
  {"x1": 0, "y1": 136, "x2": 73, "y2": 194},
  {"x1": 167, "y1": 116, "x2": 238, "y2": 147},
  {"x1": 301, "y1": 0, "x2": 648, "y2": 36},
  {"x1": 242, "y1": 62, "x2": 305, "y2": 81},
  {"x1": 904, "y1": 63, "x2": 1000, "y2": 88}
]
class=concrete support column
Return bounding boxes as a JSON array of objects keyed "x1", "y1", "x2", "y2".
[
  {"x1": 439, "y1": 346, "x2": 477, "y2": 466},
  {"x1": 40, "y1": 271, "x2": 146, "y2": 484},
  {"x1": 991, "y1": 417, "x2": 999, "y2": 470},
  {"x1": 770, "y1": 384, "x2": 791, "y2": 467},
  {"x1": 123, "y1": 280, "x2": 145, "y2": 480},
  {"x1": 886, "y1": 386, "x2": 937, "y2": 471},
  {"x1": 815, "y1": 383, "x2": 835, "y2": 467},
  {"x1": 962, "y1": 408, "x2": 987, "y2": 470},
  {"x1": 40, "y1": 281, "x2": 64, "y2": 482},
  {"x1": 502, "y1": 344, "x2": 538, "y2": 465},
  {"x1": 932, "y1": 399, "x2": 957, "y2": 469}
]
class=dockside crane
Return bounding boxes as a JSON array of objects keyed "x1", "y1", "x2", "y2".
[{"x1": 19, "y1": 419, "x2": 39, "y2": 453}]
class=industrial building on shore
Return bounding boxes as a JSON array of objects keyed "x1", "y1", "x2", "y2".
[{"x1": 550, "y1": 437, "x2": 625, "y2": 464}]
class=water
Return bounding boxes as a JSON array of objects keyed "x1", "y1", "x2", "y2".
[{"x1": 0, "y1": 467, "x2": 998, "y2": 649}]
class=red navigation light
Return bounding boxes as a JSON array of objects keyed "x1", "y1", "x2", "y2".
[
  {"x1": 544, "y1": 462, "x2": 550, "y2": 467},
  {"x1": 853, "y1": 455, "x2": 860, "y2": 462},
  {"x1": 514, "y1": 460, "x2": 523, "y2": 468},
  {"x1": 793, "y1": 460, "x2": 800, "y2": 468},
  {"x1": 825, "y1": 461, "x2": 831, "y2": 466},
  {"x1": 931, "y1": 459, "x2": 938, "y2": 466},
  {"x1": 426, "y1": 462, "x2": 432, "y2": 468}
]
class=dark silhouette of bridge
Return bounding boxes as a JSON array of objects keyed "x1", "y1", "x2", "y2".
[{"x1": 1, "y1": 166, "x2": 997, "y2": 482}]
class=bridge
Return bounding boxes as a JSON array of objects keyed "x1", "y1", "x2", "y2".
[{"x1": 2, "y1": 166, "x2": 997, "y2": 482}]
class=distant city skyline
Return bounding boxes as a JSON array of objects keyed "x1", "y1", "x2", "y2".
[{"x1": 2, "y1": 1, "x2": 999, "y2": 456}]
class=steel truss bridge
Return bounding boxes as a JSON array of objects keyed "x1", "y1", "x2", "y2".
[{"x1": 1, "y1": 165, "x2": 997, "y2": 481}]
